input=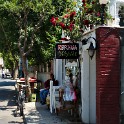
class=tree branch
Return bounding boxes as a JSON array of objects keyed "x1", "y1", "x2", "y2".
[
  {"x1": 25, "y1": 15, "x2": 44, "y2": 56},
  {"x1": 24, "y1": 8, "x2": 29, "y2": 50}
]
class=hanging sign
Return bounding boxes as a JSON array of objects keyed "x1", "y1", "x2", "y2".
[{"x1": 55, "y1": 43, "x2": 79, "y2": 59}]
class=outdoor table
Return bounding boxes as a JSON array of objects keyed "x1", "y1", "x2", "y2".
[{"x1": 16, "y1": 79, "x2": 37, "y2": 93}]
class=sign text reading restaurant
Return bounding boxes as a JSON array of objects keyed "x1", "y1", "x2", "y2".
[{"x1": 55, "y1": 43, "x2": 79, "y2": 59}]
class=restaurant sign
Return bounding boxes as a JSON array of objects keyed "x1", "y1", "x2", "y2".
[{"x1": 55, "y1": 43, "x2": 79, "y2": 59}]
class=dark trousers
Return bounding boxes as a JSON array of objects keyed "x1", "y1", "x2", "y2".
[{"x1": 40, "y1": 89, "x2": 49, "y2": 103}]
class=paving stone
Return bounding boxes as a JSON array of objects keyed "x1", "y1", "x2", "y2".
[{"x1": 23, "y1": 102, "x2": 82, "y2": 124}]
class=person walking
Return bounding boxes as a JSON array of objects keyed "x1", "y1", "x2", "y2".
[{"x1": 2, "y1": 69, "x2": 5, "y2": 78}]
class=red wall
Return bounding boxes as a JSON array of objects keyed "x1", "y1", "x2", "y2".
[{"x1": 96, "y1": 27, "x2": 120, "y2": 124}]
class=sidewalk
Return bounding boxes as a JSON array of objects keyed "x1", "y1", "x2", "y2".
[{"x1": 23, "y1": 102, "x2": 82, "y2": 124}]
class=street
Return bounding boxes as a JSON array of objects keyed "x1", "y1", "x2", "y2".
[{"x1": 0, "y1": 78, "x2": 24, "y2": 124}]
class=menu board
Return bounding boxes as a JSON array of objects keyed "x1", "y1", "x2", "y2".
[{"x1": 55, "y1": 43, "x2": 79, "y2": 59}]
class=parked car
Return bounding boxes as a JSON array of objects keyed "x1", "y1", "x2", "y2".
[{"x1": 5, "y1": 73, "x2": 11, "y2": 78}]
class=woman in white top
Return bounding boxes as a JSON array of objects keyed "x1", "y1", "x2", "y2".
[{"x1": 63, "y1": 73, "x2": 77, "y2": 102}]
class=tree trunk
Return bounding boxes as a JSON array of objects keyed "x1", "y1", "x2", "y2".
[
  {"x1": 12, "y1": 63, "x2": 19, "y2": 79},
  {"x1": 21, "y1": 55, "x2": 31, "y2": 102}
]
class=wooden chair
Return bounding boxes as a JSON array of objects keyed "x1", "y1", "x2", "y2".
[
  {"x1": 49, "y1": 81, "x2": 77, "y2": 116},
  {"x1": 48, "y1": 80, "x2": 60, "y2": 113},
  {"x1": 55, "y1": 88, "x2": 76, "y2": 116}
]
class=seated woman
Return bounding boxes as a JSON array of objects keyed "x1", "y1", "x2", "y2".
[
  {"x1": 40, "y1": 73, "x2": 58, "y2": 105},
  {"x1": 63, "y1": 73, "x2": 77, "y2": 102}
]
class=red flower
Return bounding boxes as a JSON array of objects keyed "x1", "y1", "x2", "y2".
[
  {"x1": 67, "y1": 22, "x2": 74, "y2": 31},
  {"x1": 59, "y1": 22, "x2": 66, "y2": 29},
  {"x1": 70, "y1": 11, "x2": 76, "y2": 17},
  {"x1": 55, "y1": 17, "x2": 58, "y2": 20},
  {"x1": 96, "y1": 12, "x2": 100, "y2": 17},
  {"x1": 60, "y1": 38, "x2": 69, "y2": 41},
  {"x1": 82, "y1": 0, "x2": 85, "y2": 3},
  {"x1": 64, "y1": 14, "x2": 69, "y2": 18},
  {"x1": 69, "y1": 27, "x2": 73, "y2": 31},
  {"x1": 69, "y1": 23, "x2": 74, "y2": 28},
  {"x1": 83, "y1": 20, "x2": 90, "y2": 27},
  {"x1": 50, "y1": 17, "x2": 58, "y2": 26},
  {"x1": 82, "y1": 0, "x2": 86, "y2": 6},
  {"x1": 70, "y1": 11, "x2": 76, "y2": 22},
  {"x1": 84, "y1": 7, "x2": 88, "y2": 12},
  {"x1": 92, "y1": 1, "x2": 95, "y2": 4}
]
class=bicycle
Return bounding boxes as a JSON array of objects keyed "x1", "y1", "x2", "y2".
[{"x1": 16, "y1": 84, "x2": 29, "y2": 116}]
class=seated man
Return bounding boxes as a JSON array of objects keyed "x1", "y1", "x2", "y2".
[{"x1": 40, "y1": 73, "x2": 58, "y2": 105}]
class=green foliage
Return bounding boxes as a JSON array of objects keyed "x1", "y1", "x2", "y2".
[
  {"x1": 0, "y1": 2, "x2": 19, "y2": 69},
  {"x1": 0, "y1": 0, "x2": 112, "y2": 69},
  {"x1": 28, "y1": 40, "x2": 55, "y2": 66},
  {"x1": 3, "y1": 52, "x2": 19, "y2": 69},
  {"x1": 50, "y1": 0, "x2": 112, "y2": 41},
  {"x1": 0, "y1": 0, "x2": 57, "y2": 68},
  {"x1": 0, "y1": 53, "x2": 2, "y2": 57}
]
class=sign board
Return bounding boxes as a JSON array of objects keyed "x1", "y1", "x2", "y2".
[{"x1": 55, "y1": 43, "x2": 79, "y2": 59}]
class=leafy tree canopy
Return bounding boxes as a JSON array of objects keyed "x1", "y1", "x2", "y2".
[{"x1": 0, "y1": 0, "x2": 57, "y2": 67}]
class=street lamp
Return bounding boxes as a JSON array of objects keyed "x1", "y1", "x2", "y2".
[
  {"x1": 82, "y1": 37, "x2": 97, "y2": 60},
  {"x1": 87, "y1": 42, "x2": 95, "y2": 60},
  {"x1": 99, "y1": 0, "x2": 109, "y2": 25}
]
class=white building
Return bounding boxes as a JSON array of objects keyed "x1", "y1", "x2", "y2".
[{"x1": 54, "y1": 0, "x2": 124, "y2": 124}]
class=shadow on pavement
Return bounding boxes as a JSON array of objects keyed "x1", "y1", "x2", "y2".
[
  {"x1": 8, "y1": 121, "x2": 24, "y2": 124},
  {"x1": 35, "y1": 102, "x2": 83, "y2": 124}
]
